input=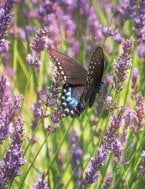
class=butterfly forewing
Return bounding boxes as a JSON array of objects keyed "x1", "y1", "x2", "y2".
[
  {"x1": 81, "y1": 47, "x2": 104, "y2": 107},
  {"x1": 48, "y1": 49, "x2": 87, "y2": 85}
]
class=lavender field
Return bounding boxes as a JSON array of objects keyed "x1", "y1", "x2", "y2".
[{"x1": 0, "y1": 0, "x2": 145, "y2": 188}]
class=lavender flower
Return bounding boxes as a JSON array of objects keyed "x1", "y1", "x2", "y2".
[
  {"x1": 26, "y1": 29, "x2": 49, "y2": 69},
  {"x1": 104, "y1": 173, "x2": 113, "y2": 189},
  {"x1": 113, "y1": 39, "x2": 134, "y2": 92},
  {"x1": 138, "y1": 151, "x2": 145, "y2": 178},
  {"x1": 0, "y1": 117, "x2": 25, "y2": 188},
  {"x1": 136, "y1": 44, "x2": 145, "y2": 58},
  {"x1": 70, "y1": 40, "x2": 80, "y2": 56},
  {"x1": 103, "y1": 108, "x2": 124, "y2": 159},
  {"x1": 0, "y1": 0, "x2": 16, "y2": 53},
  {"x1": 124, "y1": 108, "x2": 138, "y2": 128},
  {"x1": 116, "y1": 0, "x2": 136, "y2": 20},
  {"x1": 34, "y1": 2, "x2": 62, "y2": 48},
  {"x1": 0, "y1": 76, "x2": 23, "y2": 142},
  {"x1": 0, "y1": 76, "x2": 25, "y2": 188},
  {"x1": 80, "y1": 0, "x2": 90, "y2": 16},
  {"x1": 81, "y1": 147, "x2": 109, "y2": 186},
  {"x1": 31, "y1": 29, "x2": 49, "y2": 53},
  {"x1": 45, "y1": 78, "x2": 65, "y2": 123},
  {"x1": 105, "y1": 74, "x2": 114, "y2": 86},
  {"x1": 0, "y1": 39, "x2": 9, "y2": 53},
  {"x1": 61, "y1": 0, "x2": 78, "y2": 13},
  {"x1": 63, "y1": 15, "x2": 77, "y2": 43},
  {"x1": 26, "y1": 54, "x2": 42, "y2": 68},
  {"x1": 31, "y1": 102, "x2": 45, "y2": 129},
  {"x1": 131, "y1": 67, "x2": 139, "y2": 94},
  {"x1": 132, "y1": 67, "x2": 139, "y2": 88},
  {"x1": 135, "y1": 0, "x2": 145, "y2": 58},
  {"x1": 33, "y1": 173, "x2": 49, "y2": 189},
  {"x1": 71, "y1": 131, "x2": 83, "y2": 180},
  {"x1": 81, "y1": 109, "x2": 124, "y2": 187},
  {"x1": 31, "y1": 87, "x2": 57, "y2": 130},
  {"x1": 100, "y1": 0, "x2": 114, "y2": 13},
  {"x1": 135, "y1": 93, "x2": 145, "y2": 130},
  {"x1": 10, "y1": 27, "x2": 26, "y2": 40},
  {"x1": 105, "y1": 95, "x2": 118, "y2": 111},
  {"x1": 88, "y1": 7, "x2": 104, "y2": 42},
  {"x1": 30, "y1": 69, "x2": 63, "y2": 125},
  {"x1": 100, "y1": 26, "x2": 122, "y2": 43}
]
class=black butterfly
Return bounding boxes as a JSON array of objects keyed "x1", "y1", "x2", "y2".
[{"x1": 48, "y1": 47, "x2": 104, "y2": 118}]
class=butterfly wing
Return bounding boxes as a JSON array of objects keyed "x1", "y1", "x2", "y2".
[
  {"x1": 81, "y1": 47, "x2": 104, "y2": 107},
  {"x1": 48, "y1": 48, "x2": 87, "y2": 85},
  {"x1": 48, "y1": 47, "x2": 104, "y2": 119},
  {"x1": 48, "y1": 48, "x2": 87, "y2": 118}
]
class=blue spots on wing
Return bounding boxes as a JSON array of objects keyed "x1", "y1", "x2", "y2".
[{"x1": 65, "y1": 87, "x2": 79, "y2": 109}]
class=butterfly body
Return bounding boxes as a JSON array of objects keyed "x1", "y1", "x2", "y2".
[{"x1": 48, "y1": 47, "x2": 104, "y2": 118}]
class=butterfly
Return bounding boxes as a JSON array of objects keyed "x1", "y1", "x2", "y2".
[{"x1": 48, "y1": 47, "x2": 104, "y2": 119}]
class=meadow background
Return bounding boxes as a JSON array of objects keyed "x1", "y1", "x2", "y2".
[{"x1": 0, "y1": 0, "x2": 145, "y2": 188}]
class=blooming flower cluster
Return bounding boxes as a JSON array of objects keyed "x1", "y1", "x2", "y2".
[
  {"x1": 70, "y1": 131, "x2": 83, "y2": 183},
  {"x1": 138, "y1": 151, "x2": 145, "y2": 178},
  {"x1": 26, "y1": 29, "x2": 49, "y2": 68},
  {"x1": 0, "y1": 76, "x2": 25, "y2": 188},
  {"x1": 135, "y1": 0, "x2": 145, "y2": 58},
  {"x1": 131, "y1": 67, "x2": 139, "y2": 95},
  {"x1": 113, "y1": 39, "x2": 134, "y2": 91},
  {"x1": 135, "y1": 93, "x2": 145, "y2": 130},
  {"x1": 116, "y1": 0, "x2": 136, "y2": 20},
  {"x1": 81, "y1": 108, "x2": 124, "y2": 187},
  {"x1": 0, "y1": 0, "x2": 16, "y2": 53},
  {"x1": 100, "y1": 26, "x2": 122, "y2": 43},
  {"x1": 33, "y1": 173, "x2": 49, "y2": 189}
]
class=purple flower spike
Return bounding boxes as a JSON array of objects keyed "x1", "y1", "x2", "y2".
[
  {"x1": 81, "y1": 147, "x2": 108, "y2": 187},
  {"x1": 104, "y1": 173, "x2": 113, "y2": 188},
  {"x1": 26, "y1": 54, "x2": 42, "y2": 69},
  {"x1": 34, "y1": 173, "x2": 49, "y2": 189},
  {"x1": 116, "y1": 0, "x2": 136, "y2": 20},
  {"x1": 138, "y1": 151, "x2": 145, "y2": 178},
  {"x1": 135, "y1": 0, "x2": 145, "y2": 58},
  {"x1": 71, "y1": 131, "x2": 83, "y2": 182},
  {"x1": 0, "y1": 0, "x2": 16, "y2": 50},
  {"x1": 81, "y1": 109, "x2": 124, "y2": 187},
  {"x1": 31, "y1": 29, "x2": 49, "y2": 53},
  {"x1": 132, "y1": 67, "x2": 139, "y2": 87},
  {"x1": 0, "y1": 76, "x2": 25, "y2": 188},
  {"x1": 132, "y1": 67, "x2": 139, "y2": 94},
  {"x1": 88, "y1": 7, "x2": 104, "y2": 42},
  {"x1": 26, "y1": 29, "x2": 50, "y2": 69},
  {"x1": 0, "y1": 117, "x2": 25, "y2": 188},
  {"x1": 113, "y1": 39, "x2": 134, "y2": 91},
  {"x1": 135, "y1": 93, "x2": 145, "y2": 129},
  {"x1": 105, "y1": 95, "x2": 118, "y2": 111},
  {"x1": 124, "y1": 108, "x2": 138, "y2": 129},
  {"x1": 80, "y1": 0, "x2": 90, "y2": 16},
  {"x1": 0, "y1": 39, "x2": 9, "y2": 53},
  {"x1": 100, "y1": 26, "x2": 122, "y2": 43},
  {"x1": 0, "y1": 76, "x2": 23, "y2": 142}
]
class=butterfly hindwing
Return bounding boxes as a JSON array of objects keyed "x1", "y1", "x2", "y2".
[{"x1": 81, "y1": 47, "x2": 104, "y2": 107}]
